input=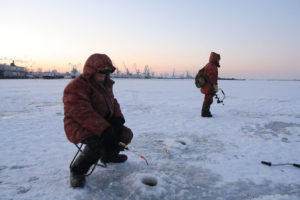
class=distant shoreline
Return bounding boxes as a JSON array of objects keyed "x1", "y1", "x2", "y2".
[{"x1": 1, "y1": 77, "x2": 299, "y2": 81}]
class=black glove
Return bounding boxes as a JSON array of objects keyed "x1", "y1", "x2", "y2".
[
  {"x1": 99, "y1": 126, "x2": 119, "y2": 152},
  {"x1": 109, "y1": 117, "x2": 124, "y2": 137}
]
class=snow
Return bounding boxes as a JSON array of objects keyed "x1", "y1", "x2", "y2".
[{"x1": 0, "y1": 79, "x2": 299, "y2": 200}]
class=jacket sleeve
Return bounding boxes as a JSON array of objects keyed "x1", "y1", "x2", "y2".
[
  {"x1": 63, "y1": 81, "x2": 110, "y2": 136},
  {"x1": 113, "y1": 98, "x2": 125, "y2": 123}
]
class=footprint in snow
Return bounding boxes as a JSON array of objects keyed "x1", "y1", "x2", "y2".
[{"x1": 17, "y1": 186, "x2": 31, "y2": 194}]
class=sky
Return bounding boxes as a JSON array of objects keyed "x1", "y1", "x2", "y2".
[{"x1": 1, "y1": 0, "x2": 300, "y2": 79}]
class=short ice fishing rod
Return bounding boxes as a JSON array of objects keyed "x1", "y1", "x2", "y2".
[
  {"x1": 261, "y1": 161, "x2": 300, "y2": 168},
  {"x1": 119, "y1": 142, "x2": 149, "y2": 165}
]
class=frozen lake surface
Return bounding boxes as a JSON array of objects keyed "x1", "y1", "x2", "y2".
[{"x1": 0, "y1": 79, "x2": 300, "y2": 200}]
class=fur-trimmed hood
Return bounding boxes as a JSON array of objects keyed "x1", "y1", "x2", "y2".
[{"x1": 82, "y1": 54, "x2": 116, "y2": 79}]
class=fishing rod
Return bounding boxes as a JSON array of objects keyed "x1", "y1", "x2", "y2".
[
  {"x1": 119, "y1": 142, "x2": 149, "y2": 165},
  {"x1": 261, "y1": 161, "x2": 300, "y2": 168}
]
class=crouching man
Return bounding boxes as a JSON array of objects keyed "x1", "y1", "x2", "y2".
[{"x1": 63, "y1": 53, "x2": 133, "y2": 188}]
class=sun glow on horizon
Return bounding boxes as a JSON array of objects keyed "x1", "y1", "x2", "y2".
[{"x1": 1, "y1": 0, "x2": 300, "y2": 79}]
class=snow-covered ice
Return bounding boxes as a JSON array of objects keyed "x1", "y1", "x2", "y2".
[{"x1": 0, "y1": 79, "x2": 299, "y2": 200}]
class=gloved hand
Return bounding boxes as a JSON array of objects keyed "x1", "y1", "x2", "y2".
[
  {"x1": 99, "y1": 126, "x2": 119, "y2": 152},
  {"x1": 109, "y1": 117, "x2": 124, "y2": 137},
  {"x1": 213, "y1": 85, "x2": 219, "y2": 93}
]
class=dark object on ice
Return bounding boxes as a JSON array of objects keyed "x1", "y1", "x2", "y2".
[
  {"x1": 177, "y1": 140, "x2": 186, "y2": 145},
  {"x1": 261, "y1": 161, "x2": 300, "y2": 168}
]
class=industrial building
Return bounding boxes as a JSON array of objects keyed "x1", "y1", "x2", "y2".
[{"x1": 0, "y1": 61, "x2": 26, "y2": 78}]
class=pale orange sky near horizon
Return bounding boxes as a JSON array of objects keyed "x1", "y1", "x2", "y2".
[{"x1": 1, "y1": 0, "x2": 300, "y2": 79}]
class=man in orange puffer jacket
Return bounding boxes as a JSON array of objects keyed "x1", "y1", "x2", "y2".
[{"x1": 200, "y1": 52, "x2": 221, "y2": 117}]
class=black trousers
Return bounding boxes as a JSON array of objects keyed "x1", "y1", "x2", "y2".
[{"x1": 82, "y1": 126, "x2": 133, "y2": 156}]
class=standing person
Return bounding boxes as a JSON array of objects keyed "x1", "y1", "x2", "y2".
[
  {"x1": 63, "y1": 53, "x2": 133, "y2": 188},
  {"x1": 200, "y1": 52, "x2": 221, "y2": 117}
]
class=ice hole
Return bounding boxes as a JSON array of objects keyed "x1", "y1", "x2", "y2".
[{"x1": 141, "y1": 176, "x2": 158, "y2": 187}]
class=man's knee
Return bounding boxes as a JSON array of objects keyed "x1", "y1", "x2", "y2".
[
  {"x1": 120, "y1": 126, "x2": 133, "y2": 145},
  {"x1": 82, "y1": 136, "x2": 102, "y2": 155}
]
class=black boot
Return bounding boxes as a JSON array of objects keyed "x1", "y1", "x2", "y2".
[
  {"x1": 202, "y1": 111, "x2": 212, "y2": 117},
  {"x1": 70, "y1": 145, "x2": 100, "y2": 188},
  {"x1": 70, "y1": 170, "x2": 85, "y2": 188},
  {"x1": 202, "y1": 104, "x2": 213, "y2": 117},
  {"x1": 101, "y1": 149, "x2": 128, "y2": 164}
]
